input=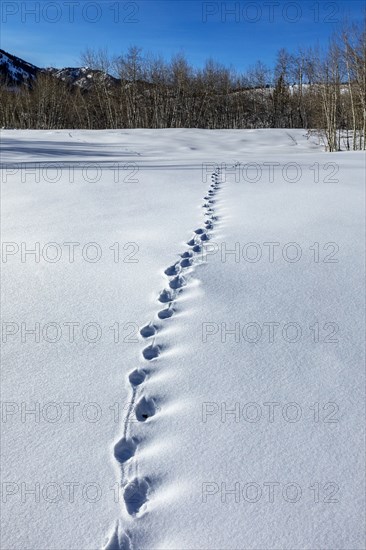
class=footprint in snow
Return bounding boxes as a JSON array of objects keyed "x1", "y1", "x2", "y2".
[
  {"x1": 181, "y1": 250, "x2": 193, "y2": 258},
  {"x1": 140, "y1": 323, "x2": 157, "y2": 338},
  {"x1": 180, "y1": 257, "x2": 193, "y2": 268},
  {"x1": 142, "y1": 344, "x2": 160, "y2": 361},
  {"x1": 114, "y1": 437, "x2": 138, "y2": 464},
  {"x1": 158, "y1": 303, "x2": 174, "y2": 319},
  {"x1": 123, "y1": 477, "x2": 150, "y2": 515},
  {"x1": 158, "y1": 288, "x2": 175, "y2": 303},
  {"x1": 164, "y1": 263, "x2": 181, "y2": 276},
  {"x1": 129, "y1": 369, "x2": 146, "y2": 386},
  {"x1": 135, "y1": 396, "x2": 156, "y2": 422},
  {"x1": 169, "y1": 275, "x2": 186, "y2": 290}
]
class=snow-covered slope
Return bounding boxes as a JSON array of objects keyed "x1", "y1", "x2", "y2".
[
  {"x1": 1, "y1": 129, "x2": 365, "y2": 549},
  {"x1": 0, "y1": 49, "x2": 40, "y2": 84},
  {"x1": 45, "y1": 66, "x2": 120, "y2": 89},
  {"x1": 0, "y1": 48, "x2": 118, "y2": 89}
]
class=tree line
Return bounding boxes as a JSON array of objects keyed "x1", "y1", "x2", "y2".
[{"x1": 0, "y1": 20, "x2": 365, "y2": 151}]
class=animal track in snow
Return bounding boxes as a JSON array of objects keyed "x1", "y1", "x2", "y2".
[
  {"x1": 135, "y1": 396, "x2": 156, "y2": 422},
  {"x1": 180, "y1": 257, "x2": 193, "y2": 268},
  {"x1": 107, "y1": 167, "x2": 223, "y2": 533},
  {"x1": 142, "y1": 344, "x2": 160, "y2": 361},
  {"x1": 158, "y1": 288, "x2": 175, "y2": 303},
  {"x1": 164, "y1": 263, "x2": 181, "y2": 276},
  {"x1": 140, "y1": 323, "x2": 157, "y2": 338},
  {"x1": 129, "y1": 369, "x2": 146, "y2": 386},
  {"x1": 169, "y1": 275, "x2": 186, "y2": 290},
  {"x1": 158, "y1": 303, "x2": 175, "y2": 319},
  {"x1": 114, "y1": 437, "x2": 138, "y2": 464},
  {"x1": 181, "y1": 250, "x2": 193, "y2": 258},
  {"x1": 123, "y1": 477, "x2": 150, "y2": 516}
]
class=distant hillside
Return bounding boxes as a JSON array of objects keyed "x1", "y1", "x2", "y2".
[
  {"x1": 0, "y1": 49, "x2": 40, "y2": 85},
  {"x1": 0, "y1": 49, "x2": 120, "y2": 90}
]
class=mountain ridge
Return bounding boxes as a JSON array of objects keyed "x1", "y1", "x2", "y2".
[{"x1": 0, "y1": 48, "x2": 119, "y2": 89}]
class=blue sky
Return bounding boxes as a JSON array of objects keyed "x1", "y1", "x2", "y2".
[{"x1": 1, "y1": 1, "x2": 364, "y2": 71}]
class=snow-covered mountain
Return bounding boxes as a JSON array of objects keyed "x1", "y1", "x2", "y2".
[
  {"x1": 0, "y1": 49, "x2": 119, "y2": 89},
  {"x1": 0, "y1": 49, "x2": 40, "y2": 85},
  {"x1": 44, "y1": 66, "x2": 120, "y2": 89}
]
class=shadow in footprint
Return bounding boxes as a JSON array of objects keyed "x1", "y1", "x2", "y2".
[
  {"x1": 129, "y1": 369, "x2": 146, "y2": 386},
  {"x1": 180, "y1": 257, "x2": 193, "y2": 268},
  {"x1": 192, "y1": 244, "x2": 202, "y2": 253},
  {"x1": 169, "y1": 275, "x2": 186, "y2": 290},
  {"x1": 123, "y1": 477, "x2": 150, "y2": 516},
  {"x1": 140, "y1": 324, "x2": 157, "y2": 338},
  {"x1": 135, "y1": 396, "x2": 156, "y2": 422},
  {"x1": 164, "y1": 263, "x2": 180, "y2": 276},
  {"x1": 114, "y1": 437, "x2": 137, "y2": 464},
  {"x1": 181, "y1": 250, "x2": 193, "y2": 259},
  {"x1": 142, "y1": 344, "x2": 160, "y2": 361},
  {"x1": 158, "y1": 304, "x2": 174, "y2": 319},
  {"x1": 158, "y1": 289, "x2": 175, "y2": 303}
]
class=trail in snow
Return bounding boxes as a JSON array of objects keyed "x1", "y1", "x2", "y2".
[
  {"x1": 104, "y1": 166, "x2": 224, "y2": 549},
  {"x1": 2, "y1": 130, "x2": 364, "y2": 550}
]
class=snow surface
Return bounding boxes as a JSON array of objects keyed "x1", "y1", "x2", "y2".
[{"x1": 1, "y1": 129, "x2": 365, "y2": 550}]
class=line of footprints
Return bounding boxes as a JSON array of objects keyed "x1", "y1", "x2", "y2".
[{"x1": 113, "y1": 167, "x2": 222, "y2": 519}]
